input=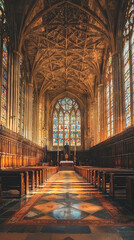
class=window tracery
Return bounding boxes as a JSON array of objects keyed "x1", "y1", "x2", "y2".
[
  {"x1": 123, "y1": 0, "x2": 134, "y2": 127},
  {"x1": 53, "y1": 97, "x2": 81, "y2": 147},
  {"x1": 0, "y1": 0, "x2": 8, "y2": 126}
]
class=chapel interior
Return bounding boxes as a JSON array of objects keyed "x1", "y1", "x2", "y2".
[{"x1": 0, "y1": 0, "x2": 134, "y2": 239}]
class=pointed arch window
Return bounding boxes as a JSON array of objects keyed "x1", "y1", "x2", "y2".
[
  {"x1": 123, "y1": 0, "x2": 134, "y2": 127},
  {"x1": 0, "y1": 0, "x2": 8, "y2": 126},
  {"x1": 76, "y1": 109, "x2": 81, "y2": 146},
  {"x1": 53, "y1": 97, "x2": 81, "y2": 147},
  {"x1": 106, "y1": 53, "x2": 113, "y2": 137},
  {"x1": 59, "y1": 111, "x2": 64, "y2": 146}
]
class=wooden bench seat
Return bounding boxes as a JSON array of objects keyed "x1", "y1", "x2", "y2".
[
  {"x1": 1, "y1": 171, "x2": 25, "y2": 197},
  {"x1": 110, "y1": 172, "x2": 134, "y2": 199},
  {"x1": 95, "y1": 168, "x2": 134, "y2": 193},
  {"x1": 75, "y1": 166, "x2": 134, "y2": 203},
  {"x1": 0, "y1": 166, "x2": 59, "y2": 199},
  {"x1": 126, "y1": 176, "x2": 134, "y2": 208}
]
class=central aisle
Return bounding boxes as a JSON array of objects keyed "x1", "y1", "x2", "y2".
[
  {"x1": 1, "y1": 170, "x2": 134, "y2": 240},
  {"x1": 5, "y1": 170, "x2": 128, "y2": 225}
]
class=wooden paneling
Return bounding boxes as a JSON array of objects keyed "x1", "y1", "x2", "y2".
[
  {"x1": 0, "y1": 126, "x2": 44, "y2": 168},
  {"x1": 89, "y1": 127, "x2": 134, "y2": 169}
]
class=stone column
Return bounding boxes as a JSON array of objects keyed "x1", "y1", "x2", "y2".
[
  {"x1": 38, "y1": 96, "x2": 41, "y2": 145},
  {"x1": 32, "y1": 91, "x2": 38, "y2": 144},
  {"x1": 11, "y1": 51, "x2": 20, "y2": 132},
  {"x1": 6, "y1": 49, "x2": 11, "y2": 129},
  {"x1": 85, "y1": 96, "x2": 92, "y2": 149},
  {"x1": 9, "y1": 52, "x2": 14, "y2": 130},
  {"x1": 27, "y1": 83, "x2": 33, "y2": 141},
  {"x1": 83, "y1": 95, "x2": 88, "y2": 150},
  {"x1": 19, "y1": 81, "x2": 24, "y2": 135},
  {"x1": 89, "y1": 100, "x2": 94, "y2": 147},
  {"x1": 93, "y1": 101, "x2": 98, "y2": 145},
  {"x1": 98, "y1": 84, "x2": 104, "y2": 142},
  {"x1": 35, "y1": 93, "x2": 40, "y2": 145},
  {"x1": 24, "y1": 83, "x2": 28, "y2": 138},
  {"x1": 41, "y1": 96, "x2": 45, "y2": 146},
  {"x1": 46, "y1": 93, "x2": 50, "y2": 150},
  {"x1": 103, "y1": 80, "x2": 107, "y2": 140},
  {"x1": 57, "y1": 145, "x2": 59, "y2": 166},
  {"x1": 112, "y1": 52, "x2": 122, "y2": 134},
  {"x1": 34, "y1": 95, "x2": 38, "y2": 144},
  {"x1": 44, "y1": 94, "x2": 47, "y2": 144},
  {"x1": 74, "y1": 145, "x2": 76, "y2": 165}
]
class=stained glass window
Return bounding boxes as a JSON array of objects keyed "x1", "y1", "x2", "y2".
[
  {"x1": 76, "y1": 110, "x2": 81, "y2": 146},
  {"x1": 59, "y1": 111, "x2": 64, "y2": 146},
  {"x1": 0, "y1": 1, "x2": 8, "y2": 126},
  {"x1": 53, "y1": 97, "x2": 81, "y2": 146},
  {"x1": 64, "y1": 112, "x2": 69, "y2": 145},
  {"x1": 106, "y1": 53, "x2": 113, "y2": 137},
  {"x1": 71, "y1": 110, "x2": 75, "y2": 146},
  {"x1": 0, "y1": 0, "x2": 4, "y2": 11},
  {"x1": 53, "y1": 111, "x2": 58, "y2": 146},
  {"x1": 123, "y1": 0, "x2": 134, "y2": 127},
  {"x1": 1, "y1": 36, "x2": 7, "y2": 126},
  {"x1": 123, "y1": 40, "x2": 131, "y2": 127}
]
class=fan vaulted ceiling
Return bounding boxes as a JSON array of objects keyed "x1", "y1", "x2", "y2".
[{"x1": 16, "y1": 0, "x2": 121, "y2": 98}]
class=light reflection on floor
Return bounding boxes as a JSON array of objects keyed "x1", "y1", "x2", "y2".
[
  {"x1": 5, "y1": 170, "x2": 129, "y2": 226},
  {"x1": 2, "y1": 171, "x2": 134, "y2": 239},
  {"x1": 22, "y1": 171, "x2": 113, "y2": 222}
]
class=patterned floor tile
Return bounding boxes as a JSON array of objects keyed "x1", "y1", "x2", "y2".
[{"x1": 4, "y1": 171, "x2": 132, "y2": 226}]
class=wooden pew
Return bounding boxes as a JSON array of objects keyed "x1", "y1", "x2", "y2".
[
  {"x1": 75, "y1": 166, "x2": 95, "y2": 183},
  {"x1": 126, "y1": 176, "x2": 134, "y2": 208},
  {"x1": 0, "y1": 166, "x2": 58, "y2": 197},
  {"x1": 109, "y1": 172, "x2": 134, "y2": 199},
  {"x1": 1, "y1": 171, "x2": 25, "y2": 197},
  {"x1": 97, "y1": 168, "x2": 134, "y2": 193},
  {"x1": 75, "y1": 166, "x2": 134, "y2": 194},
  {"x1": 0, "y1": 166, "x2": 59, "y2": 199},
  {"x1": 1, "y1": 168, "x2": 34, "y2": 194},
  {"x1": 75, "y1": 166, "x2": 134, "y2": 207}
]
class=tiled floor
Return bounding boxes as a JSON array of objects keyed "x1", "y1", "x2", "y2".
[{"x1": 0, "y1": 170, "x2": 134, "y2": 239}]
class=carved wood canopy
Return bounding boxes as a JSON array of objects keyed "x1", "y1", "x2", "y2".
[{"x1": 14, "y1": 0, "x2": 122, "y2": 99}]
